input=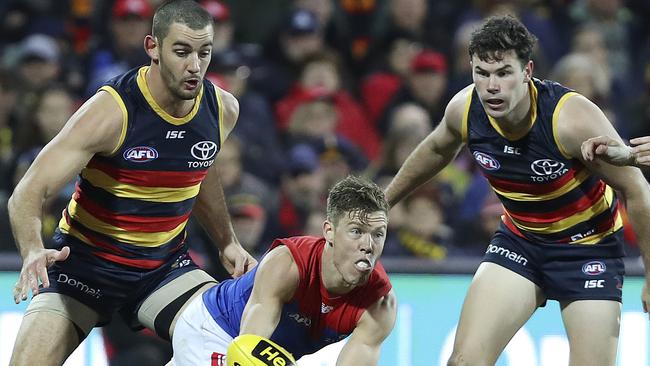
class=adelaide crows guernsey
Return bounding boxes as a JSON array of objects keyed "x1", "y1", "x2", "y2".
[
  {"x1": 462, "y1": 79, "x2": 622, "y2": 245},
  {"x1": 202, "y1": 236, "x2": 392, "y2": 359},
  {"x1": 57, "y1": 66, "x2": 225, "y2": 269}
]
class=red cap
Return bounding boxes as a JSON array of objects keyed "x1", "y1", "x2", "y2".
[
  {"x1": 410, "y1": 50, "x2": 448, "y2": 74},
  {"x1": 112, "y1": 0, "x2": 153, "y2": 19},
  {"x1": 201, "y1": 0, "x2": 230, "y2": 22}
]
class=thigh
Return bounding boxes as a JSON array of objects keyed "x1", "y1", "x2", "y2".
[
  {"x1": 137, "y1": 268, "x2": 217, "y2": 340},
  {"x1": 10, "y1": 293, "x2": 100, "y2": 366},
  {"x1": 560, "y1": 300, "x2": 620, "y2": 366},
  {"x1": 450, "y1": 262, "x2": 545, "y2": 366},
  {"x1": 172, "y1": 295, "x2": 231, "y2": 366}
]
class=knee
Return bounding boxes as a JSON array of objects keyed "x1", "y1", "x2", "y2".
[{"x1": 447, "y1": 350, "x2": 490, "y2": 366}]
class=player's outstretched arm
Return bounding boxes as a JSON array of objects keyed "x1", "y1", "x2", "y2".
[
  {"x1": 8, "y1": 90, "x2": 124, "y2": 303},
  {"x1": 336, "y1": 290, "x2": 397, "y2": 366},
  {"x1": 192, "y1": 88, "x2": 256, "y2": 277},
  {"x1": 384, "y1": 86, "x2": 469, "y2": 207},
  {"x1": 630, "y1": 136, "x2": 650, "y2": 166},
  {"x1": 239, "y1": 246, "x2": 299, "y2": 338},
  {"x1": 558, "y1": 94, "x2": 650, "y2": 318}
]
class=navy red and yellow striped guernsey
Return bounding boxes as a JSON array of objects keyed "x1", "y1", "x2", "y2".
[
  {"x1": 462, "y1": 78, "x2": 622, "y2": 245},
  {"x1": 57, "y1": 66, "x2": 225, "y2": 269}
]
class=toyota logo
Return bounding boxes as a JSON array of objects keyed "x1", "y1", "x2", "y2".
[
  {"x1": 530, "y1": 159, "x2": 565, "y2": 176},
  {"x1": 191, "y1": 141, "x2": 217, "y2": 160}
]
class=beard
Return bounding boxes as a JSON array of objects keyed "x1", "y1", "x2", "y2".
[{"x1": 159, "y1": 54, "x2": 201, "y2": 101}]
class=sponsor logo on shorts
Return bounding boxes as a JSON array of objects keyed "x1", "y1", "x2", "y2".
[
  {"x1": 123, "y1": 146, "x2": 158, "y2": 163},
  {"x1": 486, "y1": 244, "x2": 528, "y2": 266},
  {"x1": 473, "y1": 151, "x2": 500, "y2": 171},
  {"x1": 57, "y1": 273, "x2": 102, "y2": 299},
  {"x1": 584, "y1": 279, "x2": 605, "y2": 288},
  {"x1": 582, "y1": 261, "x2": 607, "y2": 276},
  {"x1": 252, "y1": 339, "x2": 293, "y2": 366}
]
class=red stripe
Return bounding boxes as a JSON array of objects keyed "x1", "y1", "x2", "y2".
[
  {"x1": 74, "y1": 190, "x2": 191, "y2": 232},
  {"x1": 487, "y1": 167, "x2": 580, "y2": 194},
  {"x1": 502, "y1": 216, "x2": 527, "y2": 239},
  {"x1": 506, "y1": 182, "x2": 605, "y2": 224},
  {"x1": 92, "y1": 251, "x2": 164, "y2": 269},
  {"x1": 87, "y1": 158, "x2": 208, "y2": 188}
]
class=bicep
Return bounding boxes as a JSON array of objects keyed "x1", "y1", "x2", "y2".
[
  {"x1": 557, "y1": 95, "x2": 646, "y2": 192},
  {"x1": 15, "y1": 92, "x2": 123, "y2": 198}
]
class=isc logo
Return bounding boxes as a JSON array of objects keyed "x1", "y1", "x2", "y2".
[
  {"x1": 584, "y1": 279, "x2": 605, "y2": 288},
  {"x1": 473, "y1": 151, "x2": 500, "y2": 171},
  {"x1": 582, "y1": 261, "x2": 607, "y2": 276},
  {"x1": 123, "y1": 146, "x2": 158, "y2": 163}
]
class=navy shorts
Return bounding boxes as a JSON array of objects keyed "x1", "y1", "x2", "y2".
[
  {"x1": 483, "y1": 224, "x2": 626, "y2": 303},
  {"x1": 40, "y1": 232, "x2": 203, "y2": 329}
]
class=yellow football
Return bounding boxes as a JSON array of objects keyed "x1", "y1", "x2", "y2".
[{"x1": 227, "y1": 334, "x2": 297, "y2": 366}]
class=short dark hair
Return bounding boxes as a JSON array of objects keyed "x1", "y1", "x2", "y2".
[
  {"x1": 326, "y1": 176, "x2": 389, "y2": 226},
  {"x1": 152, "y1": 0, "x2": 214, "y2": 43},
  {"x1": 468, "y1": 15, "x2": 537, "y2": 66}
]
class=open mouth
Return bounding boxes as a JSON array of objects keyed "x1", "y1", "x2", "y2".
[
  {"x1": 354, "y1": 259, "x2": 372, "y2": 272},
  {"x1": 184, "y1": 79, "x2": 200, "y2": 90},
  {"x1": 485, "y1": 98, "x2": 505, "y2": 109}
]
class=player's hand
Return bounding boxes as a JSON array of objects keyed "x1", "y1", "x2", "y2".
[
  {"x1": 13, "y1": 246, "x2": 70, "y2": 304},
  {"x1": 220, "y1": 243, "x2": 257, "y2": 278},
  {"x1": 581, "y1": 136, "x2": 634, "y2": 166},
  {"x1": 630, "y1": 136, "x2": 650, "y2": 166}
]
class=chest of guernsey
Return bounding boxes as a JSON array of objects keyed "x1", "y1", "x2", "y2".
[
  {"x1": 462, "y1": 79, "x2": 622, "y2": 245},
  {"x1": 58, "y1": 66, "x2": 226, "y2": 268}
]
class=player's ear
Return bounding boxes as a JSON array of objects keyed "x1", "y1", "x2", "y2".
[
  {"x1": 523, "y1": 60, "x2": 534, "y2": 83},
  {"x1": 144, "y1": 35, "x2": 160, "y2": 64},
  {"x1": 323, "y1": 220, "x2": 334, "y2": 245}
]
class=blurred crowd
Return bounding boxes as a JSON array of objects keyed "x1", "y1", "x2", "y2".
[{"x1": 2, "y1": 0, "x2": 650, "y2": 266}]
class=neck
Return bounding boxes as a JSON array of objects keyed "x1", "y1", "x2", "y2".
[
  {"x1": 145, "y1": 64, "x2": 195, "y2": 118},
  {"x1": 320, "y1": 243, "x2": 355, "y2": 296}
]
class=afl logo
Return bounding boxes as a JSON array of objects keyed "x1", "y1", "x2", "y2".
[
  {"x1": 191, "y1": 141, "x2": 217, "y2": 161},
  {"x1": 123, "y1": 146, "x2": 158, "y2": 163},
  {"x1": 582, "y1": 261, "x2": 607, "y2": 276},
  {"x1": 473, "y1": 151, "x2": 500, "y2": 170}
]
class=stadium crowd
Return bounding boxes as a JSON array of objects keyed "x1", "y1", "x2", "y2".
[{"x1": 0, "y1": 0, "x2": 649, "y2": 363}]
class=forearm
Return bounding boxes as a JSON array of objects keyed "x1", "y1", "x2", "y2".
[
  {"x1": 7, "y1": 186, "x2": 46, "y2": 257},
  {"x1": 240, "y1": 302, "x2": 282, "y2": 338},
  {"x1": 385, "y1": 137, "x2": 459, "y2": 207},
  {"x1": 193, "y1": 173, "x2": 237, "y2": 249},
  {"x1": 336, "y1": 341, "x2": 379, "y2": 366}
]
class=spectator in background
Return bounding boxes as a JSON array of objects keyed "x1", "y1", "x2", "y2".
[
  {"x1": 361, "y1": 33, "x2": 422, "y2": 125},
  {"x1": 276, "y1": 51, "x2": 381, "y2": 160},
  {"x1": 86, "y1": 0, "x2": 152, "y2": 95},
  {"x1": 208, "y1": 49, "x2": 286, "y2": 186},
  {"x1": 378, "y1": 49, "x2": 449, "y2": 135},
  {"x1": 228, "y1": 194, "x2": 268, "y2": 258},
  {"x1": 14, "y1": 34, "x2": 62, "y2": 94},
  {"x1": 251, "y1": 9, "x2": 328, "y2": 102},
  {"x1": 0, "y1": 69, "x2": 19, "y2": 198}
]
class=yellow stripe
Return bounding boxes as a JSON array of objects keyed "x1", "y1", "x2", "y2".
[
  {"x1": 136, "y1": 66, "x2": 204, "y2": 125},
  {"x1": 81, "y1": 168, "x2": 200, "y2": 202},
  {"x1": 66, "y1": 199, "x2": 187, "y2": 247},
  {"x1": 215, "y1": 86, "x2": 225, "y2": 145},
  {"x1": 492, "y1": 168, "x2": 590, "y2": 201},
  {"x1": 572, "y1": 210, "x2": 624, "y2": 244},
  {"x1": 58, "y1": 215, "x2": 95, "y2": 246},
  {"x1": 552, "y1": 92, "x2": 579, "y2": 159},
  {"x1": 507, "y1": 185, "x2": 615, "y2": 233},
  {"x1": 99, "y1": 86, "x2": 128, "y2": 155},
  {"x1": 487, "y1": 81, "x2": 538, "y2": 141},
  {"x1": 460, "y1": 86, "x2": 473, "y2": 143}
]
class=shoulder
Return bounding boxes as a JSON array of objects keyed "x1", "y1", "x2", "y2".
[
  {"x1": 66, "y1": 89, "x2": 125, "y2": 154},
  {"x1": 212, "y1": 83, "x2": 240, "y2": 136},
  {"x1": 256, "y1": 245, "x2": 299, "y2": 286},
  {"x1": 443, "y1": 84, "x2": 474, "y2": 132},
  {"x1": 555, "y1": 92, "x2": 612, "y2": 158}
]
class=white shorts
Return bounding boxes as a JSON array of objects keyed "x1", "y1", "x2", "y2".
[{"x1": 171, "y1": 295, "x2": 233, "y2": 366}]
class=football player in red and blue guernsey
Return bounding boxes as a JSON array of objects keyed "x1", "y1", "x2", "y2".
[{"x1": 171, "y1": 176, "x2": 397, "y2": 366}]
